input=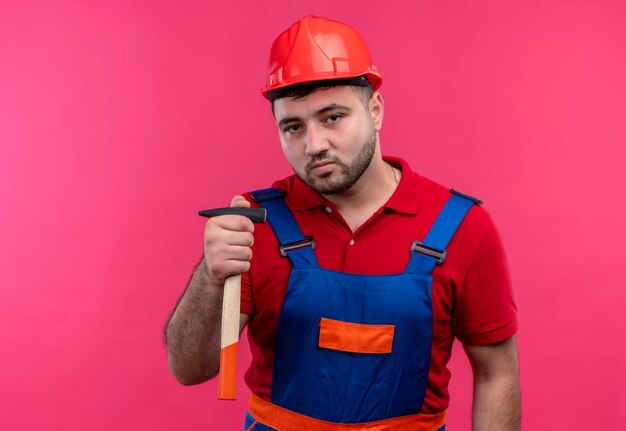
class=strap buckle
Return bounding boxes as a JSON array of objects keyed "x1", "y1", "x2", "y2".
[
  {"x1": 279, "y1": 236, "x2": 316, "y2": 257},
  {"x1": 250, "y1": 188, "x2": 286, "y2": 203},
  {"x1": 410, "y1": 240, "x2": 447, "y2": 265},
  {"x1": 450, "y1": 188, "x2": 483, "y2": 205}
]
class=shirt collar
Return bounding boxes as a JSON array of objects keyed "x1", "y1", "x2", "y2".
[
  {"x1": 286, "y1": 175, "x2": 327, "y2": 211},
  {"x1": 282, "y1": 156, "x2": 421, "y2": 215},
  {"x1": 383, "y1": 156, "x2": 421, "y2": 215}
]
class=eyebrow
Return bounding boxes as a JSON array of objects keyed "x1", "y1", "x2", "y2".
[{"x1": 278, "y1": 103, "x2": 352, "y2": 128}]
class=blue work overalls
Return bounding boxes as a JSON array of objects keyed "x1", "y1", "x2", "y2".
[{"x1": 244, "y1": 188, "x2": 480, "y2": 431}]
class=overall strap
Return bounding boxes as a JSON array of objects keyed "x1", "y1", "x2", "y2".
[
  {"x1": 406, "y1": 189, "x2": 482, "y2": 275},
  {"x1": 250, "y1": 188, "x2": 319, "y2": 269}
]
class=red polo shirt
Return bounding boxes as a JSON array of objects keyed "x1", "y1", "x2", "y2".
[{"x1": 240, "y1": 156, "x2": 517, "y2": 414}]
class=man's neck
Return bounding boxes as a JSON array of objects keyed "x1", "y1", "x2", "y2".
[{"x1": 323, "y1": 157, "x2": 401, "y2": 232}]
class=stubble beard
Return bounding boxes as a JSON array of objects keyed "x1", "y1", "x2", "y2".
[{"x1": 296, "y1": 127, "x2": 377, "y2": 195}]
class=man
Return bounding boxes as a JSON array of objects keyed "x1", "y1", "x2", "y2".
[{"x1": 165, "y1": 15, "x2": 520, "y2": 431}]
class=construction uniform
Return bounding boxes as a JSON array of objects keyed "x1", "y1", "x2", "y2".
[{"x1": 239, "y1": 157, "x2": 517, "y2": 431}]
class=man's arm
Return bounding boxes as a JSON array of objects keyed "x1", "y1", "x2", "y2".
[
  {"x1": 164, "y1": 258, "x2": 250, "y2": 385},
  {"x1": 164, "y1": 196, "x2": 253, "y2": 385},
  {"x1": 464, "y1": 335, "x2": 521, "y2": 431}
]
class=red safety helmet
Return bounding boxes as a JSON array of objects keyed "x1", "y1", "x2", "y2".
[{"x1": 261, "y1": 15, "x2": 383, "y2": 99}]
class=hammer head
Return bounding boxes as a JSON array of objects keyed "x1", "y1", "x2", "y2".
[{"x1": 198, "y1": 207, "x2": 266, "y2": 223}]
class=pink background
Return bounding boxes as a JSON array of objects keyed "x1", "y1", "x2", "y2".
[{"x1": 1, "y1": 0, "x2": 625, "y2": 429}]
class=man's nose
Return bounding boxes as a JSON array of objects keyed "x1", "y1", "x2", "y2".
[{"x1": 304, "y1": 124, "x2": 330, "y2": 157}]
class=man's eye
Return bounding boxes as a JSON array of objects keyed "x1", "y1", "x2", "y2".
[
  {"x1": 325, "y1": 114, "x2": 342, "y2": 123},
  {"x1": 284, "y1": 124, "x2": 302, "y2": 133}
]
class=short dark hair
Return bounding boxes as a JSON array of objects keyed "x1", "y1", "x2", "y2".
[{"x1": 270, "y1": 75, "x2": 374, "y2": 114}]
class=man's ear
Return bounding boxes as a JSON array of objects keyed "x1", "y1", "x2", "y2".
[{"x1": 369, "y1": 92, "x2": 384, "y2": 131}]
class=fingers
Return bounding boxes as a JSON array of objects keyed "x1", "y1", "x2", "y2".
[
  {"x1": 206, "y1": 252, "x2": 252, "y2": 282},
  {"x1": 230, "y1": 195, "x2": 251, "y2": 208},
  {"x1": 211, "y1": 214, "x2": 255, "y2": 234},
  {"x1": 217, "y1": 244, "x2": 253, "y2": 262},
  {"x1": 203, "y1": 195, "x2": 256, "y2": 285},
  {"x1": 203, "y1": 227, "x2": 253, "y2": 284},
  {"x1": 207, "y1": 227, "x2": 254, "y2": 248}
]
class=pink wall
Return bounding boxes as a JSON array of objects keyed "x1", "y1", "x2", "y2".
[{"x1": 1, "y1": 0, "x2": 625, "y2": 429}]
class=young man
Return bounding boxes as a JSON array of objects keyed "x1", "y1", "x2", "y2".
[{"x1": 166, "y1": 15, "x2": 520, "y2": 431}]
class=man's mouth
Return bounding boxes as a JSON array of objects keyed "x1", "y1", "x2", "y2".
[{"x1": 309, "y1": 160, "x2": 335, "y2": 175}]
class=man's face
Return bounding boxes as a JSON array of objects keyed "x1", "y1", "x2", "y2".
[{"x1": 273, "y1": 86, "x2": 381, "y2": 195}]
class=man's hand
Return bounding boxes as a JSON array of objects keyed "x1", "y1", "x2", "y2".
[
  {"x1": 464, "y1": 335, "x2": 521, "y2": 431},
  {"x1": 202, "y1": 195, "x2": 255, "y2": 288}
]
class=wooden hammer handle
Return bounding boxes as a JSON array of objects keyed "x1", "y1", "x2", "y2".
[
  {"x1": 217, "y1": 274, "x2": 241, "y2": 400},
  {"x1": 198, "y1": 205, "x2": 264, "y2": 400}
]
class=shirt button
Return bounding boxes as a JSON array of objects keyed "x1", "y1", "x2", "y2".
[
  {"x1": 325, "y1": 206, "x2": 332, "y2": 213},
  {"x1": 349, "y1": 239, "x2": 355, "y2": 245}
]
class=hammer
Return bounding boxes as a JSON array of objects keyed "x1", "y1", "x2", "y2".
[{"x1": 199, "y1": 206, "x2": 266, "y2": 400}]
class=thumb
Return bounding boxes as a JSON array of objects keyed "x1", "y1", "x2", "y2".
[{"x1": 230, "y1": 194, "x2": 251, "y2": 208}]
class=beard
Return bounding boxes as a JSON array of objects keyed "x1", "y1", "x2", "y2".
[{"x1": 296, "y1": 126, "x2": 377, "y2": 195}]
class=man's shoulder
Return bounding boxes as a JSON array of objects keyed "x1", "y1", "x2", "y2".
[
  {"x1": 244, "y1": 174, "x2": 326, "y2": 213},
  {"x1": 241, "y1": 175, "x2": 298, "y2": 206},
  {"x1": 413, "y1": 172, "x2": 496, "y2": 243},
  {"x1": 413, "y1": 174, "x2": 507, "y2": 289}
]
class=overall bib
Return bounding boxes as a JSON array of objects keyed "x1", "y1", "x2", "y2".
[{"x1": 244, "y1": 188, "x2": 479, "y2": 431}]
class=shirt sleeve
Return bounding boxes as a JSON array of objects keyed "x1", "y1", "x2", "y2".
[
  {"x1": 239, "y1": 192, "x2": 257, "y2": 316},
  {"x1": 453, "y1": 211, "x2": 518, "y2": 345},
  {"x1": 241, "y1": 270, "x2": 254, "y2": 316}
]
